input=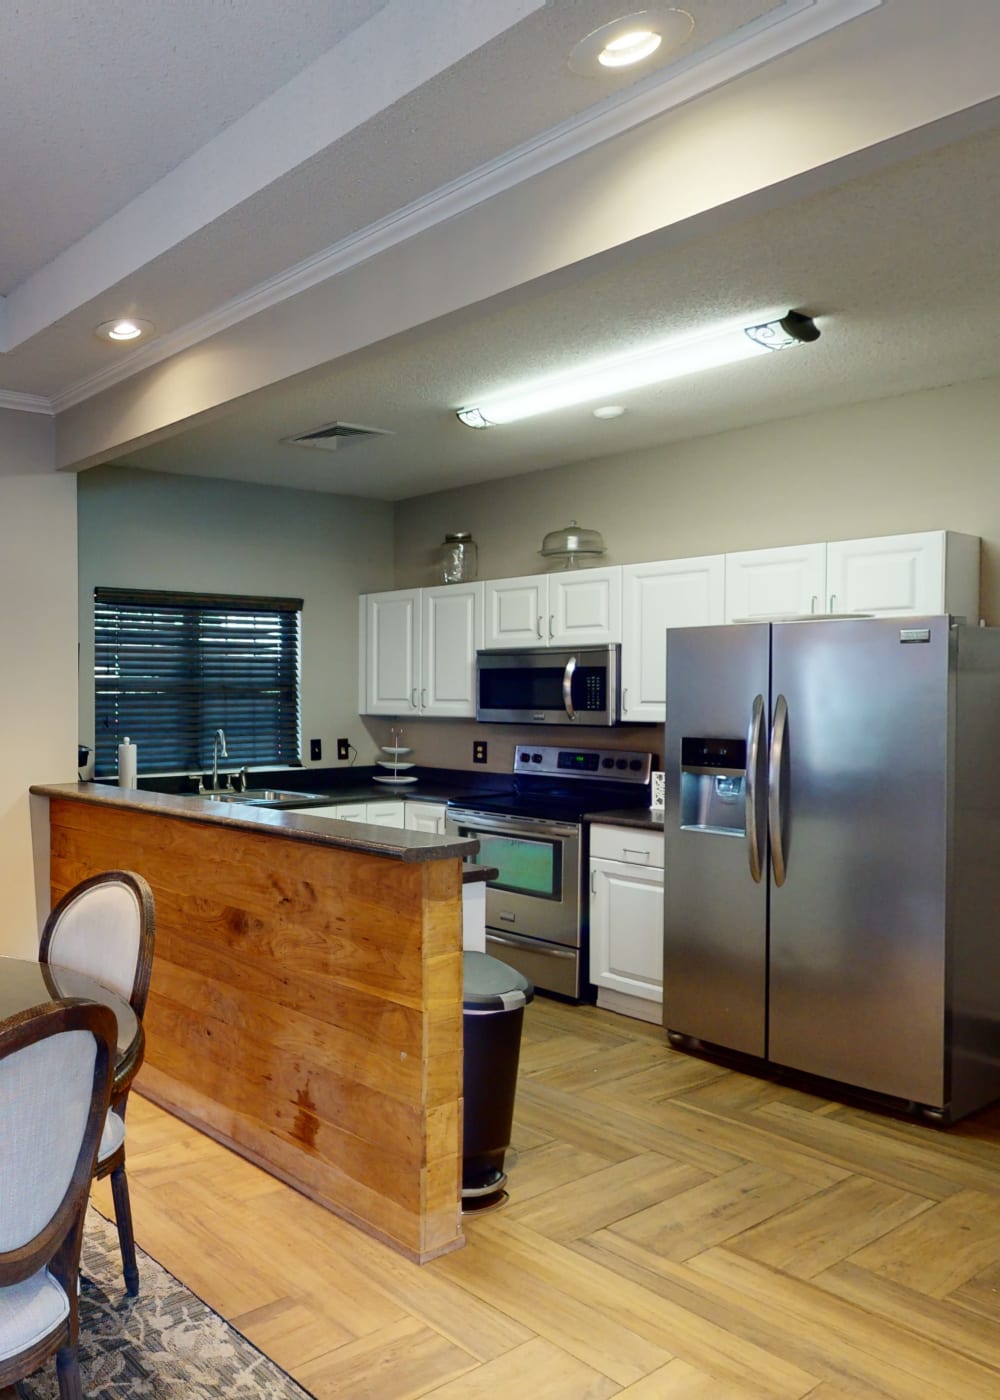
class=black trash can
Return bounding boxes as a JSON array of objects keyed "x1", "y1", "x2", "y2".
[{"x1": 462, "y1": 952, "x2": 534, "y2": 1210}]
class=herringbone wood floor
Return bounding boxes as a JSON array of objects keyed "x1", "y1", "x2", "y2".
[{"x1": 93, "y1": 997, "x2": 1000, "y2": 1398}]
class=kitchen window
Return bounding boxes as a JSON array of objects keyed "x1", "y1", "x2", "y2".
[{"x1": 94, "y1": 588, "x2": 302, "y2": 777}]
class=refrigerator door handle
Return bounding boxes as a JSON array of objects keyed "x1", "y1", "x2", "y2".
[
  {"x1": 745, "y1": 693, "x2": 765, "y2": 883},
  {"x1": 768, "y1": 692, "x2": 789, "y2": 887}
]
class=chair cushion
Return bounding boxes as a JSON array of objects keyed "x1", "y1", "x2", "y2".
[
  {"x1": 98, "y1": 1109, "x2": 126, "y2": 1163},
  {"x1": 0, "y1": 1268, "x2": 69, "y2": 1361}
]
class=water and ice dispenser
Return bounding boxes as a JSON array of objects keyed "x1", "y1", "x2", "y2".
[{"x1": 679, "y1": 737, "x2": 747, "y2": 835}]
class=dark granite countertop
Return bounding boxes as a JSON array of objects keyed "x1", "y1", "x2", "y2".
[
  {"x1": 31, "y1": 782, "x2": 478, "y2": 864},
  {"x1": 584, "y1": 806, "x2": 664, "y2": 832}
]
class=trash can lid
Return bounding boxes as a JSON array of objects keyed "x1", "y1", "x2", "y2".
[{"x1": 463, "y1": 951, "x2": 535, "y2": 1010}]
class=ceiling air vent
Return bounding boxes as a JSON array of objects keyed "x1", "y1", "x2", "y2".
[{"x1": 282, "y1": 421, "x2": 393, "y2": 451}]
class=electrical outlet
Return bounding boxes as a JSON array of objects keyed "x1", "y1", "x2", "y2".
[
  {"x1": 473, "y1": 740, "x2": 488, "y2": 764},
  {"x1": 337, "y1": 737, "x2": 350, "y2": 761},
  {"x1": 309, "y1": 738, "x2": 322, "y2": 761}
]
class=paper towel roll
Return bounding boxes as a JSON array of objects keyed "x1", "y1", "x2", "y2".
[{"x1": 117, "y1": 737, "x2": 137, "y2": 788}]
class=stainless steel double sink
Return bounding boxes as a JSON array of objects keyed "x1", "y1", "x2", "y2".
[{"x1": 200, "y1": 788, "x2": 321, "y2": 807}]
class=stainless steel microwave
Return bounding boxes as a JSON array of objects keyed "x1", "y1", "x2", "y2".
[{"x1": 476, "y1": 644, "x2": 621, "y2": 725}]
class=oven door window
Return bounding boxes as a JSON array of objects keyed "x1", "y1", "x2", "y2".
[{"x1": 473, "y1": 832, "x2": 562, "y2": 900}]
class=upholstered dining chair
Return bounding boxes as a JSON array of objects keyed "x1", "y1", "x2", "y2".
[
  {"x1": 0, "y1": 998, "x2": 116, "y2": 1399},
  {"x1": 39, "y1": 871, "x2": 155, "y2": 1297}
]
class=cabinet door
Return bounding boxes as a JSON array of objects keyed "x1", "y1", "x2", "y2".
[
  {"x1": 306, "y1": 803, "x2": 367, "y2": 821},
  {"x1": 548, "y1": 566, "x2": 622, "y2": 646},
  {"x1": 824, "y1": 531, "x2": 979, "y2": 618},
  {"x1": 724, "y1": 543, "x2": 827, "y2": 622},
  {"x1": 404, "y1": 801, "x2": 447, "y2": 834},
  {"x1": 483, "y1": 575, "x2": 546, "y2": 648},
  {"x1": 420, "y1": 583, "x2": 482, "y2": 716},
  {"x1": 365, "y1": 802, "x2": 406, "y2": 827},
  {"x1": 362, "y1": 590, "x2": 420, "y2": 714},
  {"x1": 621, "y1": 556, "x2": 725, "y2": 723},
  {"x1": 590, "y1": 856, "x2": 664, "y2": 1002}
]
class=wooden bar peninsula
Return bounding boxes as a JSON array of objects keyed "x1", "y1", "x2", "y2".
[{"x1": 30, "y1": 783, "x2": 478, "y2": 1263}]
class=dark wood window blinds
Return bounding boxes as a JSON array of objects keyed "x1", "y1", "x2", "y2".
[{"x1": 94, "y1": 588, "x2": 302, "y2": 777}]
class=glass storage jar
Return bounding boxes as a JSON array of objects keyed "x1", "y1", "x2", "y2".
[{"x1": 440, "y1": 531, "x2": 478, "y2": 584}]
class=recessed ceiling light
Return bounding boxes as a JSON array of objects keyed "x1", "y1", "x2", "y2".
[
  {"x1": 593, "y1": 405, "x2": 626, "y2": 419},
  {"x1": 94, "y1": 318, "x2": 154, "y2": 344},
  {"x1": 599, "y1": 30, "x2": 662, "y2": 68},
  {"x1": 568, "y1": 8, "x2": 694, "y2": 78}
]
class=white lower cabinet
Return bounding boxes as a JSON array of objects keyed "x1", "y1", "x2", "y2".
[
  {"x1": 589, "y1": 824, "x2": 664, "y2": 1024},
  {"x1": 307, "y1": 801, "x2": 404, "y2": 826},
  {"x1": 403, "y1": 800, "x2": 448, "y2": 834}
]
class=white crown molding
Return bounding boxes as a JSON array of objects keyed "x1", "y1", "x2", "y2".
[
  {"x1": 0, "y1": 389, "x2": 54, "y2": 415},
  {"x1": 50, "y1": 0, "x2": 881, "y2": 415}
]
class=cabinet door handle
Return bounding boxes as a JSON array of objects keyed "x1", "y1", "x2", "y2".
[
  {"x1": 410, "y1": 687, "x2": 418, "y2": 709},
  {"x1": 829, "y1": 594, "x2": 837, "y2": 613},
  {"x1": 548, "y1": 614, "x2": 554, "y2": 639},
  {"x1": 810, "y1": 595, "x2": 818, "y2": 614},
  {"x1": 536, "y1": 615, "x2": 543, "y2": 639},
  {"x1": 590, "y1": 869, "x2": 597, "y2": 895},
  {"x1": 622, "y1": 848, "x2": 650, "y2": 862},
  {"x1": 421, "y1": 688, "x2": 428, "y2": 708},
  {"x1": 622, "y1": 687, "x2": 628, "y2": 714}
]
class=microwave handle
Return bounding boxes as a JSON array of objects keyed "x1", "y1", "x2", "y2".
[{"x1": 562, "y1": 655, "x2": 577, "y2": 721}]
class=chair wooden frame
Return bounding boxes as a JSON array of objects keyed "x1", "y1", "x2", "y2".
[
  {"x1": 0, "y1": 999, "x2": 116, "y2": 1400},
  {"x1": 39, "y1": 871, "x2": 155, "y2": 1296}
]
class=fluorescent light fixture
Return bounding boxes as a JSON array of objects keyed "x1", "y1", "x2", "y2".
[{"x1": 457, "y1": 311, "x2": 820, "y2": 428}]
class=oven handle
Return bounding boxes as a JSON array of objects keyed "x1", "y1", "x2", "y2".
[
  {"x1": 448, "y1": 809, "x2": 580, "y2": 840},
  {"x1": 562, "y1": 655, "x2": 577, "y2": 722},
  {"x1": 487, "y1": 932, "x2": 576, "y2": 960}
]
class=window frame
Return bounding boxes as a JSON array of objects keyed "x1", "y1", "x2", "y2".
[{"x1": 93, "y1": 587, "x2": 303, "y2": 777}]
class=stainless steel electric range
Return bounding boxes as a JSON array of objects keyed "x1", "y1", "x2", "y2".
[{"x1": 445, "y1": 744, "x2": 653, "y2": 1000}]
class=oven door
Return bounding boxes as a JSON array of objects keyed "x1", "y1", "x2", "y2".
[{"x1": 446, "y1": 809, "x2": 581, "y2": 948}]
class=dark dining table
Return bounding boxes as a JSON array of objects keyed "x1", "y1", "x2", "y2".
[{"x1": 0, "y1": 956, "x2": 144, "y2": 1094}]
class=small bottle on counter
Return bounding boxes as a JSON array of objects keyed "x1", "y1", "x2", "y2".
[{"x1": 117, "y1": 737, "x2": 138, "y2": 788}]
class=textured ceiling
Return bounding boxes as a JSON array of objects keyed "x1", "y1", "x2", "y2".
[
  {"x1": 112, "y1": 120, "x2": 1000, "y2": 499},
  {"x1": 3, "y1": 0, "x2": 1000, "y2": 502}
]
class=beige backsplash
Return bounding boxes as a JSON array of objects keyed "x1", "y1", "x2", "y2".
[{"x1": 361, "y1": 715, "x2": 662, "y2": 775}]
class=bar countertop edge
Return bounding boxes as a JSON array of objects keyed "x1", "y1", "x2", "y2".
[{"x1": 30, "y1": 782, "x2": 478, "y2": 863}]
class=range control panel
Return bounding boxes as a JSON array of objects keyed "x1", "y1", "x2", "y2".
[{"x1": 513, "y1": 744, "x2": 652, "y2": 784}]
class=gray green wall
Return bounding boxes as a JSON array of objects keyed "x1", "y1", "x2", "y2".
[{"x1": 77, "y1": 465, "x2": 394, "y2": 773}]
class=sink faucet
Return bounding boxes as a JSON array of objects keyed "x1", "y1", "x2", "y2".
[{"x1": 212, "y1": 728, "x2": 228, "y2": 792}]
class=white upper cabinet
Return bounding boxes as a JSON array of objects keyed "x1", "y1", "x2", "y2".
[
  {"x1": 724, "y1": 543, "x2": 827, "y2": 623},
  {"x1": 725, "y1": 531, "x2": 979, "y2": 624},
  {"x1": 483, "y1": 568, "x2": 622, "y2": 649},
  {"x1": 620, "y1": 555, "x2": 725, "y2": 723},
  {"x1": 824, "y1": 531, "x2": 980, "y2": 620},
  {"x1": 362, "y1": 589, "x2": 420, "y2": 714},
  {"x1": 361, "y1": 583, "x2": 482, "y2": 716},
  {"x1": 548, "y1": 566, "x2": 622, "y2": 647},
  {"x1": 420, "y1": 584, "x2": 483, "y2": 716},
  {"x1": 483, "y1": 574, "x2": 546, "y2": 647}
]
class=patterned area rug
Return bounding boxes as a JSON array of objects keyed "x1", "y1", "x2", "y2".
[{"x1": 19, "y1": 1209, "x2": 313, "y2": 1399}]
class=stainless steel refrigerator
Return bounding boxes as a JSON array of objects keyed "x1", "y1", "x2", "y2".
[{"x1": 663, "y1": 615, "x2": 1000, "y2": 1123}]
